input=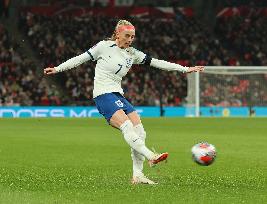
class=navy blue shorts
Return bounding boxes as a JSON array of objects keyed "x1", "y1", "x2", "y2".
[{"x1": 94, "y1": 92, "x2": 135, "y2": 122}]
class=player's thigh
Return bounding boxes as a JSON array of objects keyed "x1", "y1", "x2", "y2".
[
  {"x1": 127, "y1": 111, "x2": 141, "y2": 126},
  {"x1": 110, "y1": 109, "x2": 130, "y2": 129}
]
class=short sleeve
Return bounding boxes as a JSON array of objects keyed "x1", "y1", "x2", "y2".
[
  {"x1": 87, "y1": 41, "x2": 105, "y2": 61},
  {"x1": 132, "y1": 48, "x2": 147, "y2": 65}
]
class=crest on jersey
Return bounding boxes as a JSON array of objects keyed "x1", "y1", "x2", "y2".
[
  {"x1": 115, "y1": 100, "x2": 124, "y2": 107},
  {"x1": 126, "y1": 58, "x2": 133, "y2": 68}
]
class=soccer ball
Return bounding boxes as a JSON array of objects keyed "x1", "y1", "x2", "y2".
[{"x1": 191, "y1": 142, "x2": 216, "y2": 166}]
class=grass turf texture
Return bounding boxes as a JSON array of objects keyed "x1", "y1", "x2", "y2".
[{"x1": 0, "y1": 118, "x2": 266, "y2": 204}]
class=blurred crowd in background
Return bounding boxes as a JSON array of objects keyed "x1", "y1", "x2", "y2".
[
  {"x1": 1, "y1": 5, "x2": 267, "y2": 106},
  {"x1": 0, "y1": 24, "x2": 63, "y2": 106}
]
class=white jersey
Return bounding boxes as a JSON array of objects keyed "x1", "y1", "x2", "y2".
[
  {"x1": 87, "y1": 40, "x2": 147, "y2": 98},
  {"x1": 54, "y1": 40, "x2": 189, "y2": 99}
]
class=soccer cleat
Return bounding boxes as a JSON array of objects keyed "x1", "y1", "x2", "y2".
[
  {"x1": 131, "y1": 175, "x2": 158, "y2": 185},
  {"x1": 148, "y1": 152, "x2": 169, "y2": 167}
]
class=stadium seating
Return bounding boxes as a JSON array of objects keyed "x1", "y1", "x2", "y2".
[
  {"x1": 2, "y1": 6, "x2": 266, "y2": 106},
  {"x1": 0, "y1": 23, "x2": 62, "y2": 106}
]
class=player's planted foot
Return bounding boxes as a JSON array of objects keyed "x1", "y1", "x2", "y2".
[
  {"x1": 131, "y1": 175, "x2": 158, "y2": 185},
  {"x1": 148, "y1": 152, "x2": 169, "y2": 167}
]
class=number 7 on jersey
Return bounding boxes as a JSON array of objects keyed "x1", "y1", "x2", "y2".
[{"x1": 115, "y1": 64, "x2": 123, "y2": 74}]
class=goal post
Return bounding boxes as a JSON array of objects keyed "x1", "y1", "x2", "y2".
[{"x1": 186, "y1": 66, "x2": 267, "y2": 117}]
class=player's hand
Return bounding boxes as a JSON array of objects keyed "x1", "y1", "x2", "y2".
[
  {"x1": 186, "y1": 66, "x2": 204, "y2": 73},
  {"x1": 44, "y1": 67, "x2": 57, "y2": 75}
]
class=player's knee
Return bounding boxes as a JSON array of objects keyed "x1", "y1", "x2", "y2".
[
  {"x1": 120, "y1": 120, "x2": 142, "y2": 141},
  {"x1": 120, "y1": 120, "x2": 134, "y2": 133},
  {"x1": 110, "y1": 109, "x2": 129, "y2": 129}
]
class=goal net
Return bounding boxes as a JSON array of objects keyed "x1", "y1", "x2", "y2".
[{"x1": 186, "y1": 66, "x2": 267, "y2": 117}]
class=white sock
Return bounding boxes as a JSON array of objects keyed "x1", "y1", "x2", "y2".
[
  {"x1": 131, "y1": 124, "x2": 146, "y2": 177},
  {"x1": 131, "y1": 148, "x2": 144, "y2": 177},
  {"x1": 120, "y1": 120, "x2": 154, "y2": 160}
]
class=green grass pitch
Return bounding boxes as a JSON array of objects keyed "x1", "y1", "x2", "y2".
[{"x1": 0, "y1": 118, "x2": 266, "y2": 204}]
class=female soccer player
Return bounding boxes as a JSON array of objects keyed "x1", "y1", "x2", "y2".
[{"x1": 44, "y1": 20, "x2": 204, "y2": 184}]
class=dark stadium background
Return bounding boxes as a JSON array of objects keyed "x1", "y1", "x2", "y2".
[{"x1": 1, "y1": 0, "x2": 266, "y2": 112}]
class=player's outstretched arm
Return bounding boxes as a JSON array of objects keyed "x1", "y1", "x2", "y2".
[
  {"x1": 149, "y1": 58, "x2": 204, "y2": 73},
  {"x1": 44, "y1": 52, "x2": 91, "y2": 75}
]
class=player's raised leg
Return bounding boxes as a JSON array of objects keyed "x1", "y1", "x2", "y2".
[
  {"x1": 110, "y1": 110, "x2": 168, "y2": 164},
  {"x1": 110, "y1": 109, "x2": 155, "y2": 160},
  {"x1": 127, "y1": 111, "x2": 168, "y2": 166}
]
